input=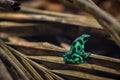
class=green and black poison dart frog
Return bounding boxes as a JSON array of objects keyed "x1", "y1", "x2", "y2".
[{"x1": 63, "y1": 34, "x2": 91, "y2": 64}]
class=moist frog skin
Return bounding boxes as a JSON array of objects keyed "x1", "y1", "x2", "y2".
[{"x1": 63, "y1": 34, "x2": 91, "y2": 64}]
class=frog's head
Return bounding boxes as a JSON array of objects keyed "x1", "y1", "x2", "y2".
[
  {"x1": 73, "y1": 34, "x2": 90, "y2": 45},
  {"x1": 81, "y1": 34, "x2": 90, "y2": 39},
  {"x1": 78, "y1": 34, "x2": 91, "y2": 43}
]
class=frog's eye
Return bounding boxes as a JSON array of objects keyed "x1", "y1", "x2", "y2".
[
  {"x1": 72, "y1": 47, "x2": 76, "y2": 53},
  {"x1": 78, "y1": 39, "x2": 82, "y2": 44},
  {"x1": 84, "y1": 37, "x2": 88, "y2": 41},
  {"x1": 83, "y1": 35, "x2": 90, "y2": 41}
]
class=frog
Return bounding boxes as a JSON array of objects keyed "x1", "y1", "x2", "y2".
[{"x1": 63, "y1": 34, "x2": 91, "y2": 64}]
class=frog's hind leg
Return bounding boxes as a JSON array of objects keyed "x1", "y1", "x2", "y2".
[
  {"x1": 80, "y1": 47, "x2": 89, "y2": 59},
  {"x1": 63, "y1": 52, "x2": 70, "y2": 63},
  {"x1": 72, "y1": 54, "x2": 84, "y2": 63}
]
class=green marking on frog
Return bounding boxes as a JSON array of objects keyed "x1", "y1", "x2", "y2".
[{"x1": 63, "y1": 34, "x2": 91, "y2": 64}]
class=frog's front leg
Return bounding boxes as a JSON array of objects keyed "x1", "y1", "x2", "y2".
[
  {"x1": 80, "y1": 45, "x2": 89, "y2": 58},
  {"x1": 81, "y1": 50, "x2": 90, "y2": 59},
  {"x1": 63, "y1": 52, "x2": 70, "y2": 63}
]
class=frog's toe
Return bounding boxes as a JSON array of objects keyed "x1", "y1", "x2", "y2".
[
  {"x1": 74, "y1": 58, "x2": 80, "y2": 63},
  {"x1": 81, "y1": 60, "x2": 85, "y2": 63},
  {"x1": 69, "y1": 59, "x2": 74, "y2": 63},
  {"x1": 83, "y1": 53, "x2": 90, "y2": 58}
]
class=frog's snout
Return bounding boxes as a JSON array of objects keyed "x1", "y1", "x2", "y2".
[
  {"x1": 81, "y1": 34, "x2": 90, "y2": 38},
  {"x1": 81, "y1": 34, "x2": 91, "y2": 41}
]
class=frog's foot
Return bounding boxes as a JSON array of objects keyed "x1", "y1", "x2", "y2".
[
  {"x1": 82, "y1": 53, "x2": 91, "y2": 58},
  {"x1": 67, "y1": 57, "x2": 84, "y2": 64},
  {"x1": 71, "y1": 54, "x2": 84, "y2": 64},
  {"x1": 63, "y1": 52, "x2": 87, "y2": 64},
  {"x1": 63, "y1": 53, "x2": 69, "y2": 63},
  {"x1": 75, "y1": 57, "x2": 84, "y2": 63}
]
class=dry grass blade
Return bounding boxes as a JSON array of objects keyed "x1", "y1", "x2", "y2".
[
  {"x1": 27, "y1": 59, "x2": 55, "y2": 80},
  {"x1": 0, "y1": 59, "x2": 13, "y2": 80},
  {"x1": 28, "y1": 56, "x2": 120, "y2": 79},
  {"x1": 28, "y1": 56, "x2": 120, "y2": 75},
  {"x1": 27, "y1": 59, "x2": 64, "y2": 80},
  {"x1": 21, "y1": 7, "x2": 102, "y2": 29},
  {"x1": 51, "y1": 70, "x2": 114, "y2": 80},
  {"x1": 0, "y1": 40, "x2": 29, "y2": 80},
  {"x1": 1, "y1": 40, "x2": 120, "y2": 80},
  {"x1": 0, "y1": 21, "x2": 39, "y2": 28},
  {"x1": 96, "y1": 17, "x2": 120, "y2": 47},
  {"x1": 6, "y1": 41, "x2": 67, "y2": 52},
  {"x1": 0, "y1": 40, "x2": 38, "y2": 80},
  {"x1": 0, "y1": 12, "x2": 102, "y2": 29},
  {"x1": 6, "y1": 41, "x2": 120, "y2": 69},
  {"x1": 7, "y1": 45, "x2": 64, "y2": 80},
  {"x1": 89, "y1": 54, "x2": 120, "y2": 69},
  {"x1": 0, "y1": 39, "x2": 65, "y2": 80},
  {"x1": 0, "y1": 12, "x2": 109, "y2": 40},
  {"x1": 7, "y1": 46, "x2": 44, "y2": 80}
]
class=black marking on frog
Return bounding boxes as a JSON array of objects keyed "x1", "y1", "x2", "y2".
[{"x1": 63, "y1": 34, "x2": 91, "y2": 64}]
